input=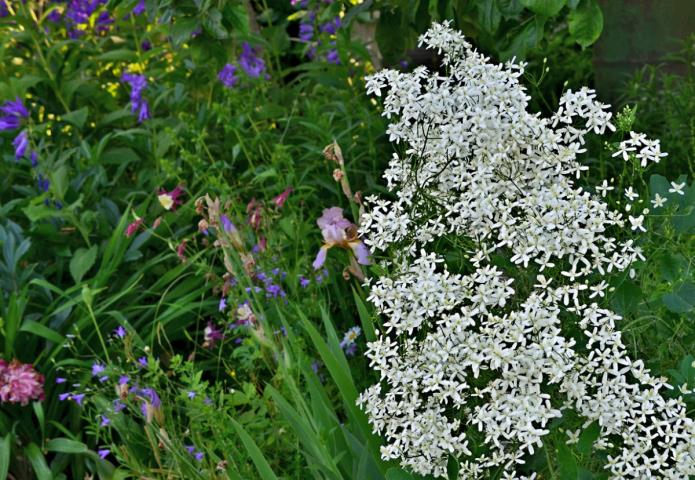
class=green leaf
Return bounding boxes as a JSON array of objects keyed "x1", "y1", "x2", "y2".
[
  {"x1": 46, "y1": 438, "x2": 88, "y2": 454},
  {"x1": 428, "y1": 0, "x2": 440, "y2": 21},
  {"x1": 385, "y1": 468, "x2": 416, "y2": 480},
  {"x1": 171, "y1": 17, "x2": 199, "y2": 45},
  {"x1": 663, "y1": 282, "x2": 695, "y2": 314},
  {"x1": 223, "y1": 3, "x2": 249, "y2": 34},
  {"x1": 352, "y1": 287, "x2": 376, "y2": 343},
  {"x1": 70, "y1": 245, "x2": 98, "y2": 284},
  {"x1": 500, "y1": 16, "x2": 546, "y2": 60},
  {"x1": 478, "y1": 0, "x2": 502, "y2": 33},
  {"x1": 557, "y1": 442, "x2": 578, "y2": 479},
  {"x1": 568, "y1": 0, "x2": 603, "y2": 47},
  {"x1": 498, "y1": 0, "x2": 524, "y2": 16},
  {"x1": 520, "y1": 0, "x2": 566, "y2": 16},
  {"x1": 611, "y1": 279, "x2": 641, "y2": 315},
  {"x1": 577, "y1": 421, "x2": 600, "y2": 455},
  {"x1": 95, "y1": 49, "x2": 138, "y2": 62},
  {"x1": 0, "y1": 433, "x2": 11, "y2": 480},
  {"x1": 447, "y1": 454, "x2": 459, "y2": 480},
  {"x1": 649, "y1": 174, "x2": 671, "y2": 198},
  {"x1": 20, "y1": 320, "x2": 65, "y2": 345},
  {"x1": 230, "y1": 419, "x2": 278, "y2": 480},
  {"x1": 203, "y1": 8, "x2": 228, "y2": 40},
  {"x1": 24, "y1": 443, "x2": 52, "y2": 480},
  {"x1": 52, "y1": 165, "x2": 69, "y2": 198},
  {"x1": 62, "y1": 107, "x2": 89, "y2": 129}
]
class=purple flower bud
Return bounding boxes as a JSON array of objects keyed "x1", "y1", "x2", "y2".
[{"x1": 13, "y1": 130, "x2": 28, "y2": 159}]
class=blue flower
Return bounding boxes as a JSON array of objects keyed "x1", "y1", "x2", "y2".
[
  {"x1": 91, "y1": 363, "x2": 105, "y2": 377},
  {"x1": 133, "y1": 0, "x2": 145, "y2": 15},
  {"x1": 37, "y1": 174, "x2": 50, "y2": 193},
  {"x1": 121, "y1": 72, "x2": 149, "y2": 122},
  {"x1": 0, "y1": 97, "x2": 28, "y2": 131},
  {"x1": 13, "y1": 130, "x2": 28, "y2": 159},
  {"x1": 320, "y1": 16, "x2": 341, "y2": 35},
  {"x1": 217, "y1": 64, "x2": 239, "y2": 88},
  {"x1": 326, "y1": 49, "x2": 340, "y2": 65},
  {"x1": 299, "y1": 21, "x2": 314, "y2": 42},
  {"x1": 238, "y1": 43, "x2": 266, "y2": 78}
]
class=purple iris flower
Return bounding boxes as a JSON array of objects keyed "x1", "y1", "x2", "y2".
[
  {"x1": 217, "y1": 64, "x2": 238, "y2": 88},
  {"x1": 238, "y1": 43, "x2": 266, "y2": 78}
]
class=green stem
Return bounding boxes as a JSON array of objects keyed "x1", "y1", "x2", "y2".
[{"x1": 86, "y1": 301, "x2": 111, "y2": 363}]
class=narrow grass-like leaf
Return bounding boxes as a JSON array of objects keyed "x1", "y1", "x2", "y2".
[
  {"x1": 0, "y1": 433, "x2": 11, "y2": 480},
  {"x1": 24, "y1": 443, "x2": 52, "y2": 480},
  {"x1": 230, "y1": 419, "x2": 278, "y2": 480}
]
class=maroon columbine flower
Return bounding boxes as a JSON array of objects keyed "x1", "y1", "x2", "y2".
[
  {"x1": 158, "y1": 186, "x2": 184, "y2": 211},
  {"x1": 125, "y1": 217, "x2": 144, "y2": 237},
  {"x1": 203, "y1": 321, "x2": 224, "y2": 349},
  {"x1": 272, "y1": 187, "x2": 293, "y2": 208},
  {"x1": 176, "y1": 240, "x2": 187, "y2": 261},
  {"x1": 246, "y1": 199, "x2": 262, "y2": 230}
]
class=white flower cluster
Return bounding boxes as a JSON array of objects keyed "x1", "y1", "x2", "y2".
[{"x1": 357, "y1": 22, "x2": 695, "y2": 479}]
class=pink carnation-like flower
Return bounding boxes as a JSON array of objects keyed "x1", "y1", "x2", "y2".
[{"x1": 0, "y1": 359, "x2": 45, "y2": 406}]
